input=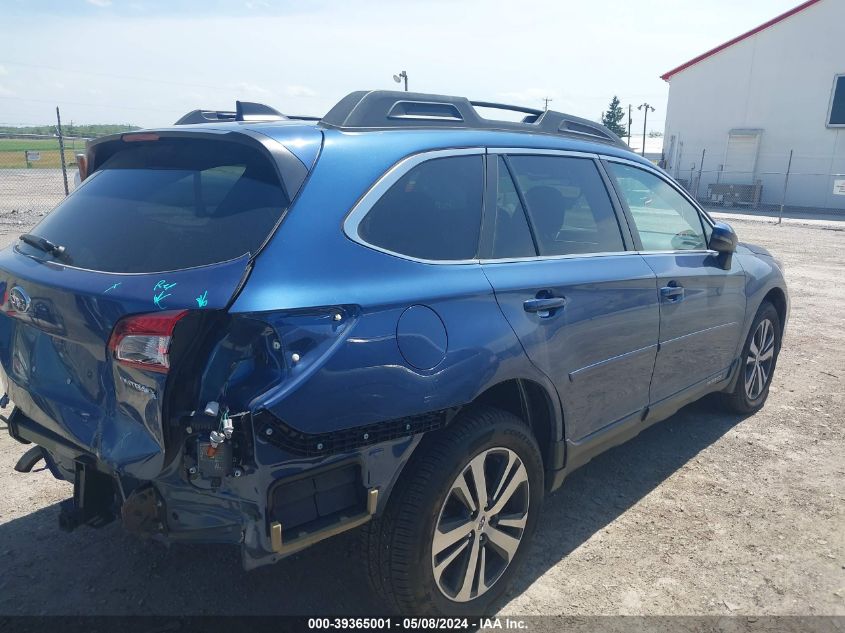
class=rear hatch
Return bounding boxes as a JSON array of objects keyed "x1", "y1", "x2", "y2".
[{"x1": 0, "y1": 130, "x2": 314, "y2": 478}]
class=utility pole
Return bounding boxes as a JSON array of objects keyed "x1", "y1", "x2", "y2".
[
  {"x1": 627, "y1": 104, "x2": 632, "y2": 147},
  {"x1": 637, "y1": 103, "x2": 655, "y2": 157},
  {"x1": 542, "y1": 97, "x2": 552, "y2": 111}
]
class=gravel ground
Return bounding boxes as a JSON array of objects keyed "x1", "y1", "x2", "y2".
[{"x1": 0, "y1": 214, "x2": 841, "y2": 621}]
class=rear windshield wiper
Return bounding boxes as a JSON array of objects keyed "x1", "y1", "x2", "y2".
[{"x1": 19, "y1": 233, "x2": 67, "y2": 258}]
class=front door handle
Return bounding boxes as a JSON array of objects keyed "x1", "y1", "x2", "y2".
[
  {"x1": 660, "y1": 284, "x2": 685, "y2": 302},
  {"x1": 523, "y1": 296, "x2": 567, "y2": 315}
]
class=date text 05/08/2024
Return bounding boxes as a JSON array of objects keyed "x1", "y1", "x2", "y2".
[{"x1": 307, "y1": 617, "x2": 529, "y2": 630}]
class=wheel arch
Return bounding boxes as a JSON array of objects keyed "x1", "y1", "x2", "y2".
[
  {"x1": 473, "y1": 378, "x2": 563, "y2": 473},
  {"x1": 761, "y1": 286, "x2": 788, "y2": 336}
]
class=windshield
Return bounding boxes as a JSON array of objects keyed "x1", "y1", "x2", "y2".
[{"x1": 17, "y1": 137, "x2": 289, "y2": 273}]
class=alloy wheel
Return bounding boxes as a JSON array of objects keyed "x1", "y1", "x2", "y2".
[
  {"x1": 745, "y1": 318, "x2": 776, "y2": 400},
  {"x1": 430, "y1": 447, "x2": 530, "y2": 603}
]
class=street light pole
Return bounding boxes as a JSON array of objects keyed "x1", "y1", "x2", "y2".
[
  {"x1": 637, "y1": 103, "x2": 655, "y2": 157},
  {"x1": 627, "y1": 104, "x2": 632, "y2": 147},
  {"x1": 393, "y1": 70, "x2": 408, "y2": 91}
]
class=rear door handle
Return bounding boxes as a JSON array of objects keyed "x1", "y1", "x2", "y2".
[
  {"x1": 660, "y1": 284, "x2": 685, "y2": 302},
  {"x1": 523, "y1": 297, "x2": 567, "y2": 315}
]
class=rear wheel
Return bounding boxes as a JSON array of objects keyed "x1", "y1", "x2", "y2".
[
  {"x1": 363, "y1": 406, "x2": 543, "y2": 615},
  {"x1": 722, "y1": 301, "x2": 781, "y2": 413}
]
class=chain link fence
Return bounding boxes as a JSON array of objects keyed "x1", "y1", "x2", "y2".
[
  {"x1": 668, "y1": 148, "x2": 845, "y2": 219},
  {"x1": 0, "y1": 133, "x2": 88, "y2": 209},
  {"x1": 0, "y1": 133, "x2": 89, "y2": 240}
]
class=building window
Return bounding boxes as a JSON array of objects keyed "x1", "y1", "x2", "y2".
[{"x1": 828, "y1": 74, "x2": 845, "y2": 127}]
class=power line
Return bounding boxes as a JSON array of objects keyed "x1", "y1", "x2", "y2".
[
  {"x1": 0, "y1": 59, "x2": 236, "y2": 93},
  {"x1": 0, "y1": 95, "x2": 183, "y2": 115}
]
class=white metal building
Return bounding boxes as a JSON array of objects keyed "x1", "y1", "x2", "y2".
[{"x1": 661, "y1": 0, "x2": 845, "y2": 210}]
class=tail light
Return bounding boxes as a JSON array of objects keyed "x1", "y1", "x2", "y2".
[
  {"x1": 76, "y1": 153, "x2": 88, "y2": 182},
  {"x1": 108, "y1": 310, "x2": 188, "y2": 373},
  {"x1": 121, "y1": 132, "x2": 160, "y2": 143}
]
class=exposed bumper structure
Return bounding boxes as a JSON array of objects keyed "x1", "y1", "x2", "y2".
[{"x1": 6, "y1": 403, "x2": 421, "y2": 570}]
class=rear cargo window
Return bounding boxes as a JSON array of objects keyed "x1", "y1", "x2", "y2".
[
  {"x1": 17, "y1": 138, "x2": 289, "y2": 273},
  {"x1": 357, "y1": 155, "x2": 483, "y2": 261}
]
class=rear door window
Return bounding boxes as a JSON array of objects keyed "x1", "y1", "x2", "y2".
[
  {"x1": 17, "y1": 138, "x2": 289, "y2": 273},
  {"x1": 487, "y1": 157, "x2": 537, "y2": 259},
  {"x1": 356, "y1": 155, "x2": 483, "y2": 261},
  {"x1": 506, "y1": 155, "x2": 625, "y2": 256}
]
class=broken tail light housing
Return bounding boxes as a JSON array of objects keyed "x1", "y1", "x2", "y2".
[{"x1": 109, "y1": 310, "x2": 188, "y2": 373}]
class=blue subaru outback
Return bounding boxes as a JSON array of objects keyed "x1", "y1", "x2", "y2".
[{"x1": 1, "y1": 91, "x2": 788, "y2": 614}]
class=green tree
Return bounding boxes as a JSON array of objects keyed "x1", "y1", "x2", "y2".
[{"x1": 601, "y1": 96, "x2": 627, "y2": 137}]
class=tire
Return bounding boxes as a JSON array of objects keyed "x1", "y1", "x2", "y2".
[
  {"x1": 362, "y1": 406, "x2": 544, "y2": 615},
  {"x1": 721, "y1": 301, "x2": 781, "y2": 414}
]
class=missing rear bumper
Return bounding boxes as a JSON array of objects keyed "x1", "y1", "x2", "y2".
[{"x1": 58, "y1": 458, "x2": 118, "y2": 532}]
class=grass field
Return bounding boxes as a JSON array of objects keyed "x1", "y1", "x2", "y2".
[
  {"x1": 0, "y1": 138, "x2": 88, "y2": 151},
  {"x1": 0, "y1": 138, "x2": 86, "y2": 169}
]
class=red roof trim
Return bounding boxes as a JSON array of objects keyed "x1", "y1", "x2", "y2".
[{"x1": 660, "y1": 0, "x2": 822, "y2": 81}]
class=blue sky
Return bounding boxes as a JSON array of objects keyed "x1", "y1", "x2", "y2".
[{"x1": 0, "y1": 0, "x2": 800, "y2": 130}]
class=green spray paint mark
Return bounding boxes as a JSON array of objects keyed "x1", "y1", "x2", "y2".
[
  {"x1": 104, "y1": 282, "x2": 121, "y2": 294},
  {"x1": 196, "y1": 290, "x2": 208, "y2": 308}
]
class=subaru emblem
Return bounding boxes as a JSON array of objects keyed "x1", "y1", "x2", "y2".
[{"x1": 9, "y1": 286, "x2": 31, "y2": 314}]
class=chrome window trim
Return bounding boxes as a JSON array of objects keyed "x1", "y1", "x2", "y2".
[
  {"x1": 599, "y1": 154, "x2": 717, "y2": 229},
  {"x1": 480, "y1": 250, "x2": 633, "y2": 265},
  {"x1": 636, "y1": 249, "x2": 719, "y2": 256},
  {"x1": 480, "y1": 249, "x2": 718, "y2": 265},
  {"x1": 343, "y1": 147, "x2": 716, "y2": 266},
  {"x1": 487, "y1": 147, "x2": 599, "y2": 159},
  {"x1": 342, "y1": 147, "x2": 485, "y2": 265}
]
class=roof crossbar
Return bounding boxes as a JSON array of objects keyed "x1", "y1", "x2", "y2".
[{"x1": 320, "y1": 90, "x2": 625, "y2": 146}]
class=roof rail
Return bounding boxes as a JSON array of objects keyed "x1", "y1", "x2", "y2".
[
  {"x1": 171, "y1": 92, "x2": 625, "y2": 147},
  {"x1": 319, "y1": 90, "x2": 625, "y2": 146},
  {"x1": 174, "y1": 101, "x2": 287, "y2": 125}
]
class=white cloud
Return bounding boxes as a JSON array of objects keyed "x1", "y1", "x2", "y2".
[
  {"x1": 0, "y1": 65, "x2": 8, "y2": 76},
  {"x1": 86, "y1": 0, "x2": 112, "y2": 7},
  {"x1": 283, "y1": 85, "x2": 317, "y2": 98},
  {"x1": 235, "y1": 82, "x2": 270, "y2": 95},
  {"x1": 0, "y1": 84, "x2": 16, "y2": 97}
]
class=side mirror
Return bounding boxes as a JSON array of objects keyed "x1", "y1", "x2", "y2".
[{"x1": 708, "y1": 221, "x2": 737, "y2": 269}]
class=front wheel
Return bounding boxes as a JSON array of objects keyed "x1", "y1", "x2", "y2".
[
  {"x1": 363, "y1": 406, "x2": 544, "y2": 615},
  {"x1": 721, "y1": 301, "x2": 781, "y2": 413}
]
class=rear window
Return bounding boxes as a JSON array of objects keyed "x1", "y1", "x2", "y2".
[{"x1": 18, "y1": 138, "x2": 289, "y2": 273}]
